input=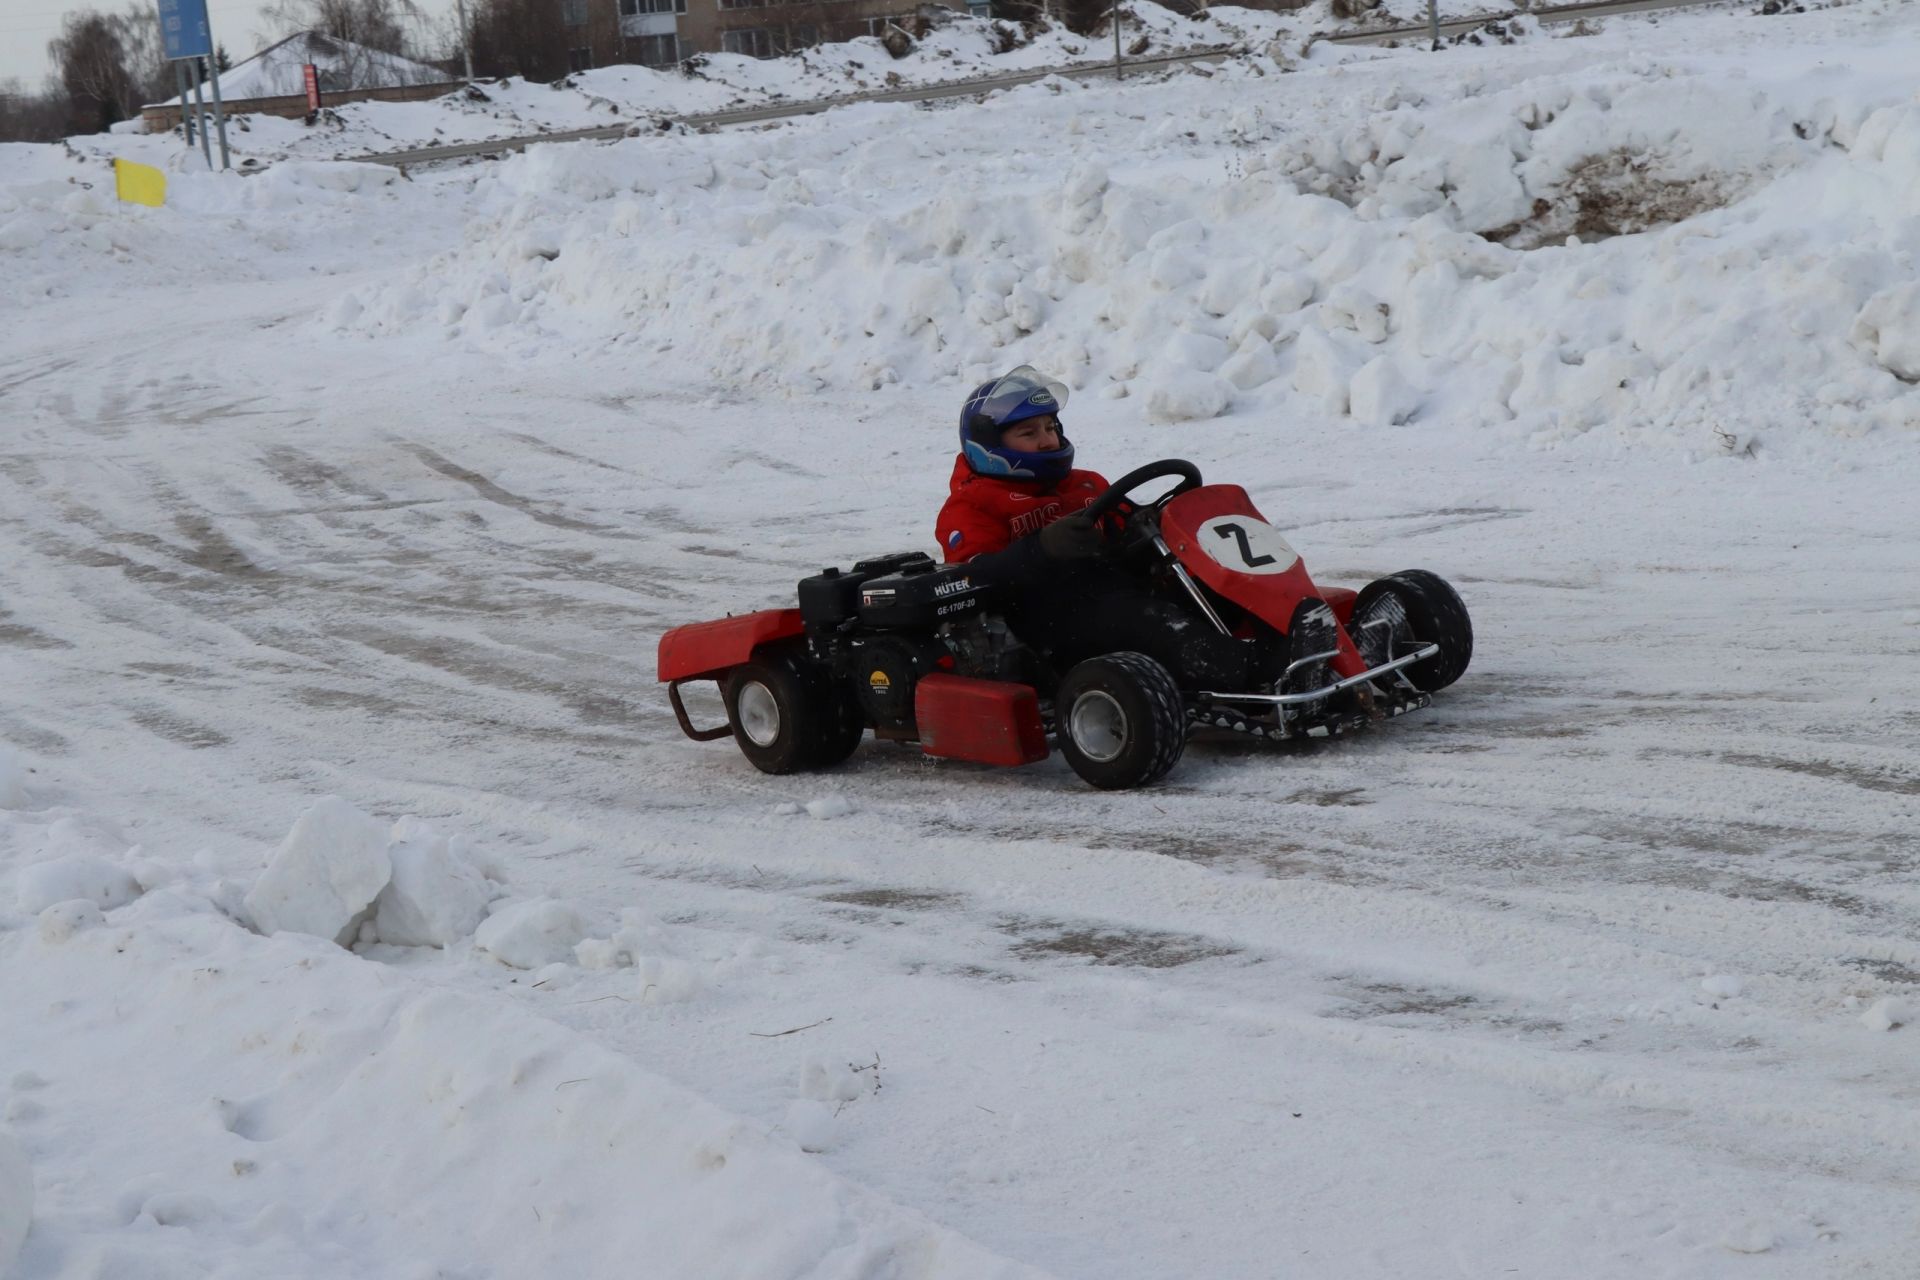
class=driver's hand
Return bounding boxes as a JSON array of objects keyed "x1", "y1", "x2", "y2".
[{"x1": 1038, "y1": 512, "x2": 1104, "y2": 561}]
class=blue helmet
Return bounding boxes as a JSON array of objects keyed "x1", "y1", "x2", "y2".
[{"x1": 958, "y1": 365, "x2": 1074, "y2": 485}]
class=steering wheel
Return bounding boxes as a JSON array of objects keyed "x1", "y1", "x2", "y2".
[{"x1": 1083, "y1": 459, "x2": 1203, "y2": 526}]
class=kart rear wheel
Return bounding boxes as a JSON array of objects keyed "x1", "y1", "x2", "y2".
[
  {"x1": 1351, "y1": 570, "x2": 1472, "y2": 692},
  {"x1": 724, "y1": 646, "x2": 864, "y2": 774},
  {"x1": 1054, "y1": 651, "x2": 1188, "y2": 790}
]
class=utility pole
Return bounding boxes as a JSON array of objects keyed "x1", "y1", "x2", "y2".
[
  {"x1": 1112, "y1": 0, "x2": 1122, "y2": 80},
  {"x1": 1428, "y1": 0, "x2": 1440, "y2": 49}
]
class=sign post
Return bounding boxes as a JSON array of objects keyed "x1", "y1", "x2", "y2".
[
  {"x1": 156, "y1": 0, "x2": 229, "y2": 169},
  {"x1": 303, "y1": 62, "x2": 321, "y2": 117}
]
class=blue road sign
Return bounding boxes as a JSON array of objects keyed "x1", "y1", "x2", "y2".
[{"x1": 157, "y1": 0, "x2": 213, "y2": 61}]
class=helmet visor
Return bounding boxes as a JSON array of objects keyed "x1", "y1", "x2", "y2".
[{"x1": 978, "y1": 366, "x2": 1069, "y2": 428}]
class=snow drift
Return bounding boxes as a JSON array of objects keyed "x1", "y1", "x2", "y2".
[{"x1": 330, "y1": 43, "x2": 1920, "y2": 447}]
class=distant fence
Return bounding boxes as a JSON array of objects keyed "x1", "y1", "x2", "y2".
[{"x1": 140, "y1": 79, "x2": 465, "y2": 133}]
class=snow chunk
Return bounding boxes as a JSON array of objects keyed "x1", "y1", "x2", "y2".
[
  {"x1": 798, "y1": 1055, "x2": 873, "y2": 1104},
  {"x1": 1349, "y1": 356, "x2": 1420, "y2": 426},
  {"x1": 783, "y1": 1099, "x2": 838, "y2": 1154},
  {"x1": 372, "y1": 817, "x2": 491, "y2": 948},
  {"x1": 14, "y1": 855, "x2": 140, "y2": 914},
  {"x1": 1143, "y1": 369, "x2": 1232, "y2": 423},
  {"x1": 1860, "y1": 997, "x2": 1912, "y2": 1032},
  {"x1": 475, "y1": 897, "x2": 590, "y2": 969},
  {"x1": 1850, "y1": 283, "x2": 1920, "y2": 383},
  {"x1": 804, "y1": 795, "x2": 854, "y2": 820},
  {"x1": 1720, "y1": 1221, "x2": 1778, "y2": 1255},
  {"x1": 1700, "y1": 974, "x2": 1743, "y2": 999},
  {"x1": 243, "y1": 796, "x2": 393, "y2": 947},
  {"x1": 37, "y1": 899, "x2": 103, "y2": 943},
  {"x1": 0, "y1": 1128, "x2": 30, "y2": 1275},
  {"x1": 635, "y1": 955, "x2": 705, "y2": 1004}
]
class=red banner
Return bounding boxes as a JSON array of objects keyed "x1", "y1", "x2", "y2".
[{"x1": 303, "y1": 63, "x2": 320, "y2": 113}]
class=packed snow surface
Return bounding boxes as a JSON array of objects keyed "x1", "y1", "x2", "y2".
[{"x1": 5, "y1": 2, "x2": 1920, "y2": 1277}]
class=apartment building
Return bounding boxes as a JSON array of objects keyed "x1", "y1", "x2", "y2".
[{"x1": 562, "y1": 0, "x2": 980, "y2": 70}]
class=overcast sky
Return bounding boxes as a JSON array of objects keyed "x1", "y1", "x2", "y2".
[{"x1": 0, "y1": 0, "x2": 451, "y2": 91}]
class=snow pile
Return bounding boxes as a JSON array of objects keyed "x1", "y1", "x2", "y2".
[
  {"x1": 1273, "y1": 67, "x2": 1810, "y2": 247},
  {"x1": 0, "y1": 817, "x2": 1051, "y2": 1278},
  {"x1": 335, "y1": 44, "x2": 1920, "y2": 445}
]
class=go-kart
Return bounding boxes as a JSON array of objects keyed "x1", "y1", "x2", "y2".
[{"x1": 657, "y1": 460, "x2": 1472, "y2": 790}]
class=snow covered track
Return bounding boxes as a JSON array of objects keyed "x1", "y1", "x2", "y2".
[{"x1": 4, "y1": 2, "x2": 1920, "y2": 1276}]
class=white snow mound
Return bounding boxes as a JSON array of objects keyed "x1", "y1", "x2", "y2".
[
  {"x1": 475, "y1": 897, "x2": 590, "y2": 969},
  {"x1": 14, "y1": 854, "x2": 141, "y2": 914}
]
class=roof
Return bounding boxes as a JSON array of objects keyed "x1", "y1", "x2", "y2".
[{"x1": 153, "y1": 31, "x2": 450, "y2": 107}]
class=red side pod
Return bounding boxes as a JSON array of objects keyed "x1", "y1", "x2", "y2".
[
  {"x1": 915, "y1": 674, "x2": 1048, "y2": 767},
  {"x1": 657, "y1": 609, "x2": 805, "y2": 683}
]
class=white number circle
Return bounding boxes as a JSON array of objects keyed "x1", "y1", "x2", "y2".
[{"x1": 1196, "y1": 516, "x2": 1299, "y2": 575}]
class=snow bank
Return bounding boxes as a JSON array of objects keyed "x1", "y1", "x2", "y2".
[
  {"x1": 0, "y1": 1128, "x2": 29, "y2": 1275},
  {"x1": 0, "y1": 866, "x2": 1049, "y2": 1278},
  {"x1": 333, "y1": 46, "x2": 1920, "y2": 448}
]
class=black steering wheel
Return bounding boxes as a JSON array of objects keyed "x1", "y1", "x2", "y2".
[{"x1": 1083, "y1": 459, "x2": 1203, "y2": 526}]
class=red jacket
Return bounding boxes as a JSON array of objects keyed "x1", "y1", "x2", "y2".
[{"x1": 936, "y1": 455, "x2": 1110, "y2": 563}]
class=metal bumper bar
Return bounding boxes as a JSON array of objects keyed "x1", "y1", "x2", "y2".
[{"x1": 1198, "y1": 642, "x2": 1440, "y2": 708}]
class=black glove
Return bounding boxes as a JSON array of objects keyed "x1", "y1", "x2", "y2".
[{"x1": 1038, "y1": 512, "x2": 1104, "y2": 562}]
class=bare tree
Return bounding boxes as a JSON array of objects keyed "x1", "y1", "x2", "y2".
[
  {"x1": 0, "y1": 78, "x2": 71, "y2": 143},
  {"x1": 467, "y1": 0, "x2": 570, "y2": 82},
  {"x1": 259, "y1": 0, "x2": 426, "y2": 57},
  {"x1": 43, "y1": 4, "x2": 175, "y2": 135}
]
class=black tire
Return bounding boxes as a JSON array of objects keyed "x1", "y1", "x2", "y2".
[
  {"x1": 1054, "y1": 651, "x2": 1188, "y2": 790},
  {"x1": 1350, "y1": 570, "x2": 1473, "y2": 692},
  {"x1": 724, "y1": 645, "x2": 864, "y2": 774}
]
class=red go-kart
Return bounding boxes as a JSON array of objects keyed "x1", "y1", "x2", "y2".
[{"x1": 657, "y1": 460, "x2": 1472, "y2": 790}]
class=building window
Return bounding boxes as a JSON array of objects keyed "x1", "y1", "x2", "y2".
[
  {"x1": 562, "y1": 0, "x2": 588, "y2": 25},
  {"x1": 721, "y1": 27, "x2": 775, "y2": 56},
  {"x1": 632, "y1": 32, "x2": 678, "y2": 64},
  {"x1": 784, "y1": 24, "x2": 817, "y2": 50},
  {"x1": 718, "y1": 0, "x2": 768, "y2": 10},
  {"x1": 568, "y1": 45, "x2": 593, "y2": 69},
  {"x1": 620, "y1": 0, "x2": 685, "y2": 13}
]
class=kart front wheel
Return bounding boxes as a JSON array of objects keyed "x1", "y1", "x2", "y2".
[
  {"x1": 724, "y1": 646, "x2": 864, "y2": 774},
  {"x1": 1055, "y1": 652, "x2": 1188, "y2": 790},
  {"x1": 1351, "y1": 570, "x2": 1472, "y2": 692}
]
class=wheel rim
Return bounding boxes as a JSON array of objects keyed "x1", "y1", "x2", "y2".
[
  {"x1": 1069, "y1": 690, "x2": 1129, "y2": 763},
  {"x1": 736, "y1": 680, "x2": 782, "y2": 747}
]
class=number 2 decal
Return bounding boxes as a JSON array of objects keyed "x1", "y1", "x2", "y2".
[
  {"x1": 1212, "y1": 523, "x2": 1277, "y2": 568},
  {"x1": 1195, "y1": 516, "x2": 1299, "y2": 575}
]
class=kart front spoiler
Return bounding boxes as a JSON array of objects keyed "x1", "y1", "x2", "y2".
[
  {"x1": 1196, "y1": 641, "x2": 1440, "y2": 708},
  {"x1": 1190, "y1": 643, "x2": 1439, "y2": 741}
]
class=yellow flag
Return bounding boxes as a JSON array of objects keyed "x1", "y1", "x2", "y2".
[{"x1": 113, "y1": 158, "x2": 167, "y2": 208}]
